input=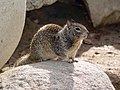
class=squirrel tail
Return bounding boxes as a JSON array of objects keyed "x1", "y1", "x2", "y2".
[{"x1": 13, "y1": 54, "x2": 30, "y2": 67}]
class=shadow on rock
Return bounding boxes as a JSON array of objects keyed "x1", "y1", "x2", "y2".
[{"x1": 31, "y1": 61, "x2": 74, "y2": 90}]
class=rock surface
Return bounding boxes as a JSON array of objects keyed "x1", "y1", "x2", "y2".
[
  {"x1": 27, "y1": 0, "x2": 57, "y2": 11},
  {"x1": 0, "y1": 0, "x2": 26, "y2": 69},
  {"x1": 0, "y1": 60, "x2": 115, "y2": 90},
  {"x1": 84, "y1": 0, "x2": 120, "y2": 27}
]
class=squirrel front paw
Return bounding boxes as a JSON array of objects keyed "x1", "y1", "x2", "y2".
[{"x1": 68, "y1": 58, "x2": 78, "y2": 63}]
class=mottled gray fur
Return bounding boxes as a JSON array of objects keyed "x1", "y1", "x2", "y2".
[{"x1": 14, "y1": 20, "x2": 88, "y2": 67}]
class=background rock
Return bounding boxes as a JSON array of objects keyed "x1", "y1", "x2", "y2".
[
  {"x1": 26, "y1": 0, "x2": 75, "y2": 11},
  {"x1": 58, "y1": 0, "x2": 75, "y2": 3},
  {"x1": 27, "y1": 0, "x2": 57, "y2": 11},
  {"x1": 0, "y1": 60, "x2": 115, "y2": 90},
  {"x1": 84, "y1": 0, "x2": 120, "y2": 27},
  {"x1": 0, "y1": 0, "x2": 26, "y2": 69}
]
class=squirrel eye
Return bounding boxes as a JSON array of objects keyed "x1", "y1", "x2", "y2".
[
  {"x1": 75, "y1": 27, "x2": 81, "y2": 32},
  {"x1": 75, "y1": 27, "x2": 80, "y2": 30}
]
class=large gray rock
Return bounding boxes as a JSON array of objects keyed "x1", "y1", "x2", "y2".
[
  {"x1": 0, "y1": 60, "x2": 115, "y2": 90},
  {"x1": 84, "y1": 0, "x2": 120, "y2": 27},
  {"x1": 27, "y1": 0, "x2": 57, "y2": 11},
  {"x1": 0, "y1": 0, "x2": 26, "y2": 69}
]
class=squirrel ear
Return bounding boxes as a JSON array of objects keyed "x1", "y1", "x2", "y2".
[
  {"x1": 70, "y1": 19, "x2": 75, "y2": 22},
  {"x1": 67, "y1": 20, "x2": 72, "y2": 26}
]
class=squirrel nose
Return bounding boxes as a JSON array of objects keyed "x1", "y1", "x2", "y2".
[
  {"x1": 87, "y1": 30, "x2": 89, "y2": 34},
  {"x1": 85, "y1": 29, "x2": 89, "y2": 36},
  {"x1": 83, "y1": 30, "x2": 89, "y2": 39},
  {"x1": 85, "y1": 29, "x2": 89, "y2": 34},
  {"x1": 85, "y1": 33, "x2": 88, "y2": 39}
]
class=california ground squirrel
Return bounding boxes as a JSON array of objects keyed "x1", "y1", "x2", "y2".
[{"x1": 14, "y1": 20, "x2": 88, "y2": 67}]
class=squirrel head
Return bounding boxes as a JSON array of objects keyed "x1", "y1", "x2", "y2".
[{"x1": 65, "y1": 20, "x2": 89, "y2": 39}]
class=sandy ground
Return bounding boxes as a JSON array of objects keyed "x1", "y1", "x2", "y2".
[
  {"x1": 78, "y1": 25, "x2": 120, "y2": 90},
  {"x1": 2, "y1": 2, "x2": 120, "y2": 90}
]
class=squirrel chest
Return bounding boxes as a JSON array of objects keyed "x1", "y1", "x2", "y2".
[{"x1": 67, "y1": 38, "x2": 83, "y2": 57}]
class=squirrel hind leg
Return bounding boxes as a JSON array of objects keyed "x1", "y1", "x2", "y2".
[
  {"x1": 13, "y1": 54, "x2": 30, "y2": 67},
  {"x1": 34, "y1": 56, "x2": 53, "y2": 62}
]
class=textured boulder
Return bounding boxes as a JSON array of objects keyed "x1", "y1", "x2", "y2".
[
  {"x1": 0, "y1": 60, "x2": 115, "y2": 90},
  {"x1": 84, "y1": 0, "x2": 120, "y2": 27},
  {"x1": 27, "y1": 0, "x2": 57, "y2": 11},
  {"x1": 0, "y1": 0, "x2": 26, "y2": 69}
]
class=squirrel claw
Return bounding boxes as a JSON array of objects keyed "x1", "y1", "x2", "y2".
[{"x1": 68, "y1": 59, "x2": 78, "y2": 63}]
